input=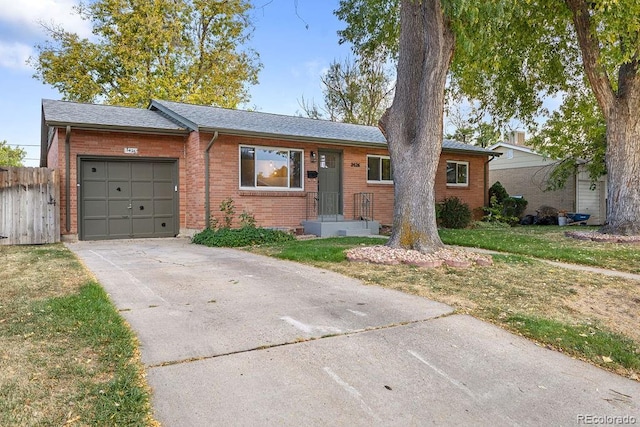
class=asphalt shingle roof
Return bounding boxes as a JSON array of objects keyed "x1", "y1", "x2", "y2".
[
  {"x1": 150, "y1": 99, "x2": 495, "y2": 154},
  {"x1": 42, "y1": 99, "x2": 185, "y2": 133},
  {"x1": 41, "y1": 98, "x2": 495, "y2": 155},
  {"x1": 150, "y1": 99, "x2": 387, "y2": 145}
]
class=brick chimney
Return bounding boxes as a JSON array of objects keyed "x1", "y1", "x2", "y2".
[{"x1": 508, "y1": 130, "x2": 526, "y2": 145}]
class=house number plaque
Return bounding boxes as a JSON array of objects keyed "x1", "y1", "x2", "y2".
[
  {"x1": 351, "y1": 162, "x2": 361, "y2": 167},
  {"x1": 124, "y1": 147, "x2": 138, "y2": 154}
]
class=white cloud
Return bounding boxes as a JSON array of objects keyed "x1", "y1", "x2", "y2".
[
  {"x1": 0, "y1": 41, "x2": 33, "y2": 70},
  {"x1": 0, "y1": 0, "x2": 92, "y2": 38}
]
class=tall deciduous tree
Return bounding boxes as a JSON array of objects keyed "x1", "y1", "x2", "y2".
[
  {"x1": 31, "y1": 0, "x2": 260, "y2": 108},
  {"x1": 339, "y1": 0, "x2": 457, "y2": 251},
  {"x1": 339, "y1": 0, "x2": 640, "y2": 238},
  {"x1": 454, "y1": 0, "x2": 640, "y2": 235},
  {"x1": 299, "y1": 56, "x2": 394, "y2": 126},
  {"x1": 0, "y1": 141, "x2": 26, "y2": 167}
]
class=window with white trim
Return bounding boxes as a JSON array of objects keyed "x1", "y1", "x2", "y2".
[
  {"x1": 446, "y1": 161, "x2": 469, "y2": 186},
  {"x1": 367, "y1": 155, "x2": 393, "y2": 183},
  {"x1": 240, "y1": 146, "x2": 303, "y2": 190}
]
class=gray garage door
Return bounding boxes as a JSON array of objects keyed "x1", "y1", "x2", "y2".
[{"x1": 80, "y1": 159, "x2": 177, "y2": 240}]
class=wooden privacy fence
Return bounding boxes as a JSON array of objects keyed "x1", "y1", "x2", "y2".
[{"x1": 0, "y1": 167, "x2": 60, "y2": 245}]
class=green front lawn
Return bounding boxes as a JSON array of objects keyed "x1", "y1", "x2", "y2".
[{"x1": 439, "y1": 226, "x2": 640, "y2": 273}]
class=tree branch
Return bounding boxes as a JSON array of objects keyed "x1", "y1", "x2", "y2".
[{"x1": 565, "y1": 0, "x2": 616, "y2": 118}]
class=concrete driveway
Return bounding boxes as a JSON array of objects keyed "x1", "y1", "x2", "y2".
[{"x1": 67, "y1": 238, "x2": 640, "y2": 426}]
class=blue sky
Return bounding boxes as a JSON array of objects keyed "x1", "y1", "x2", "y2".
[{"x1": 0, "y1": 0, "x2": 352, "y2": 166}]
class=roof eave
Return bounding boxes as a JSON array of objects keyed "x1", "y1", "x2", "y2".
[
  {"x1": 442, "y1": 147, "x2": 501, "y2": 156},
  {"x1": 44, "y1": 121, "x2": 188, "y2": 136}
]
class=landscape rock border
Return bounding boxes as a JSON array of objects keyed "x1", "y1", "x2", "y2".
[
  {"x1": 345, "y1": 245, "x2": 493, "y2": 268},
  {"x1": 564, "y1": 231, "x2": 640, "y2": 244}
]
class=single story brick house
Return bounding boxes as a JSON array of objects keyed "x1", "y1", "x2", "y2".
[{"x1": 40, "y1": 99, "x2": 496, "y2": 240}]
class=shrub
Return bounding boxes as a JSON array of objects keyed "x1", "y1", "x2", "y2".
[
  {"x1": 239, "y1": 210, "x2": 257, "y2": 228},
  {"x1": 219, "y1": 198, "x2": 236, "y2": 229},
  {"x1": 503, "y1": 197, "x2": 528, "y2": 218},
  {"x1": 192, "y1": 226, "x2": 295, "y2": 247},
  {"x1": 488, "y1": 181, "x2": 510, "y2": 204},
  {"x1": 483, "y1": 195, "x2": 520, "y2": 226},
  {"x1": 437, "y1": 196, "x2": 472, "y2": 229},
  {"x1": 484, "y1": 182, "x2": 528, "y2": 226}
]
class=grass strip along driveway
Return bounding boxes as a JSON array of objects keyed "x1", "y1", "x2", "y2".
[
  {"x1": 246, "y1": 229, "x2": 640, "y2": 382},
  {"x1": 0, "y1": 244, "x2": 154, "y2": 426}
]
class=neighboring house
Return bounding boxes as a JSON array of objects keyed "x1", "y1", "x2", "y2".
[
  {"x1": 41, "y1": 99, "x2": 496, "y2": 241},
  {"x1": 488, "y1": 138, "x2": 607, "y2": 225}
]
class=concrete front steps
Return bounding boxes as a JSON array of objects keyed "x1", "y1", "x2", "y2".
[{"x1": 302, "y1": 220, "x2": 381, "y2": 237}]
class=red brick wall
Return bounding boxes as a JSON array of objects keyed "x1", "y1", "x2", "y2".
[
  {"x1": 200, "y1": 134, "x2": 396, "y2": 229},
  {"x1": 52, "y1": 128, "x2": 187, "y2": 238},
  {"x1": 435, "y1": 152, "x2": 488, "y2": 219},
  {"x1": 185, "y1": 132, "x2": 205, "y2": 229}
]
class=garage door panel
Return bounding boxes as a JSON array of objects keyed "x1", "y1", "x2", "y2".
[
  {"x1": 154, "y1": 218, "x2": 174, "y2": 235},
  {"x1": 81, "y1": 159, "x2": 177, "y2": 240},
  {"x1": 132, "y1": 181, "x2": 153, "y2": 197},
  {"x1": 108, "y1": 218, "x2": 131, "y2": 237},
  {"x1": 83, "y1": 181, "x2": 107, "y2": 198},
  {"x1": 109, "y1": 200, "x2": 131, "y2": 217},
  {"x1": 84, "y1": 219, "x2": 107, "y2": 238},
  {"x1": 83, "y1": 161, "x2": 106, "y2": 179},
  {"x1": 154, "y1": 199, "x2": 174, "y2": 215},
  {"x1": 84, "y1": 200, "x2": 107, "y2": 217},
  {"x1": 108, "y1": 162, "x2": 131, "y2": 179},
  {"x1": 153, "y1": 182, "x2": 174, "y2": 197},
  {"x1": 132, "y1": 163, "x2": 153, "y2": 180},
  {"x1": 153, "y1": 163, "x2": 173, "y2": 179},
  {"x1": 131, "y1": 200, "x2": 152, "y2": 216},
  {"x1": 108, "y1": 181, "x2": 131, "y2": 198},
  {"x1": 132, "y1": 218, "x2": 154, "y2": 235}
]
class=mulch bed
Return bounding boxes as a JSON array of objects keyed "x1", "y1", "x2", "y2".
[{"x1": 345, "y1": 245, "x2": 492, "y2": 268}]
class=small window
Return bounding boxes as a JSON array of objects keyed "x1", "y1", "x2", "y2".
[
  {"x1": 446, "y1": 161, "x2": 469, "y2": 186},
  {"x1": 239, "y1": 145, "x2": 303, "y2": 190},
  {"x1": 367, "y1": 155, "x2": 393, "y2": 183}
]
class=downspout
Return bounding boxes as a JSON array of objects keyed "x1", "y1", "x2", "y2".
[
  {"x1": 204, "y1": 131, "x2": 219, "y2": 227},
  {"x1": 484, "y1": 155, "x2": 498, "y2": 207},
  {"x1": 65, "y1": 126, "x2": 71, "y2": 233}
]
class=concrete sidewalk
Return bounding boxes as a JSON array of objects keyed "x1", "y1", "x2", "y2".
[{"x1": 67, "y1": 238, "x2": 640, "y2": 426}]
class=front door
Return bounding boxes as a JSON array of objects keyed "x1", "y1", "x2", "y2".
[{"x1": 317, "y1": 150, "x2": 342, "y2": 217}]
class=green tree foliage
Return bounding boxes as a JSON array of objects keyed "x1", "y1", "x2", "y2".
[
  {"x1": 0, "y1": 141, "x2": 26, "y2": 167},
  {"x1": 337, "y1": 0, "x2": 640, "y2": 235},
  {"x1": 530, "y1": 89, "x2": 607, "y2": 190},
  {"x1": 31, "y1": 0, "x2": 261, "y2": 108},
  {"x1": 299, "y1": 56, "x2": 394, "y2": 126}
]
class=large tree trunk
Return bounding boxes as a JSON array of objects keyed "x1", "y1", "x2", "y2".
[
  {"x1": 381, "y1": 0, "x2": 455, "y2": 252},
  {"x1": 566, "y1": 0, "x2": 640, "y2": 235},
  {"x1": 601, "y1": 95, "x2": 640, "y2": 235}
]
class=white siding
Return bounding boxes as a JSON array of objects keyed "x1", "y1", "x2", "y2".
[
  {"x1": 490, "y1": 147, "x2": 556, "y2": 170},
  {"x1": 575, "y1": 169, "x2": 607, "y2": 225}
]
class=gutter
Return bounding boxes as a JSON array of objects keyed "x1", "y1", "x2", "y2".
[
  {"x1": 204, "y1": 131, "x2": 219, "y2": 227},
  {"x1": 43, "y1": 122, "x2": 187, "y2": 136}
]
